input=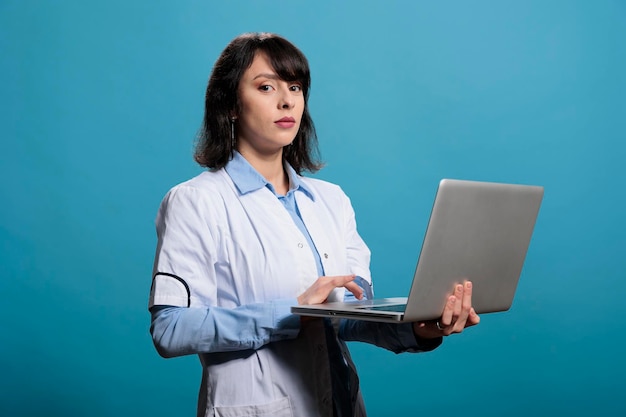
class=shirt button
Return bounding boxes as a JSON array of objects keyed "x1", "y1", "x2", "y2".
[
  {"x1": 298, "y1": 243, "x2": 304, "y2": 248},
  {"x1": 324, "y1": 253, "x2": 329, "y2": 259}
]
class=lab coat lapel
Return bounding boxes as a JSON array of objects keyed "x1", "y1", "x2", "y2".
[{"x1": 296, "y1": 192, "x2": 346, "y2": 302}]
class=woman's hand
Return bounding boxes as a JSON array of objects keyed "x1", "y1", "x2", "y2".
[
  {"x1": 297, "y1": 275, "x2": 363, "y2": 305},
  {"x1": 412, "y1": 281, "x2": 480, "y2": 339}
]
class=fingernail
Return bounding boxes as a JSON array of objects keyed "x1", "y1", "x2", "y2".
[{"x1": 466, "y1": 281, "x2": 472, "y2": 289}]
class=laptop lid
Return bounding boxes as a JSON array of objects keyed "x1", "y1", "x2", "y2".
[{"x1": 402, "y1": 179, "x2": 544, "y2": 321}]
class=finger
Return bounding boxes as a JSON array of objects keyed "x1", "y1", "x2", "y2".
[
  {"x1": 452, "y1": 284, "x2": 464, "y2": 320},
  {"x1": 329, "y1": 274, "x2": 356, "y2": 287},
  {"x1": 323, "y1": 275, "x2": 357, "y2": 301},
  {"x1": 453, "y1": 281, "x2": 473, "y2": 329},
  {"x1": 440, "y1": 295, "x2": 456, "y2": 327},
  {"x1": 299, "y1": 275, "x2": 353, "y2": 305},
  {"x1": 462, "y1": 281, "x2": 473, "y2": 313},
  {"x1": 466, "y1": 308, "x2": 480, "y2": 327},
  {"x1": 448, "y1": 282, "x2": 471, "y2": 331},
  {"x1": 344, "y1": 280, "x2": 364, "y2": 299}
]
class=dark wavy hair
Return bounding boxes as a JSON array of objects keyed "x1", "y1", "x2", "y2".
[{"x1": 194, "y1": 33, "x2": 322, "y2": 174}]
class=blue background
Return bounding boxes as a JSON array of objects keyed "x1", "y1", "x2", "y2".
[{"x1": 2, "y1": 0, "x2": 625, "y2": 416}]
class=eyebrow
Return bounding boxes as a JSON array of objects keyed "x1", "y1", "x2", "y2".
[{"x1": 252, "y1": 73, "x2": 280, "y2": 81}]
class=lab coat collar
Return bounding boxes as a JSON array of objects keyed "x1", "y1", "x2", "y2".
[{"x1": 225, "y1": 151, "x2": 315, "y2": 201}]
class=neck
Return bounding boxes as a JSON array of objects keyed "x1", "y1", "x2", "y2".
[{"x1": 238, "y1": 147, "x2": 289, "y2": 195}]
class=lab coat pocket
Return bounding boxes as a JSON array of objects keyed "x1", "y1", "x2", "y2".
[{"x1": 214, "y1": 396, "x2": 293, "y2": 417}]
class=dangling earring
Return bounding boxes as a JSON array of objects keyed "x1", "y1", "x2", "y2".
[{"x1": 230, "y1": 116, "x2": 236, "y2": 148}]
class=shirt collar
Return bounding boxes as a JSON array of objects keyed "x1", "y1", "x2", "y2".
[{"x1": 225, "y1": 151, "x2": 315, "y2": 200}]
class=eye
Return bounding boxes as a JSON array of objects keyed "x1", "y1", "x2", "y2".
[
  {"x1": 290, "y1": 84, "x2": 302, "y2": 92},
  {"x1": 259, "y1": 84, "x2": 274, "y2": 92}
]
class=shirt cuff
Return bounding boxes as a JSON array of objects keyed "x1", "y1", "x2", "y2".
[
  {"x1": 269, "y1": 298, "x2": 301, "y2": 341},
  {"x1": 397, "y1": 322, "x2": 443, "y2": 353}
]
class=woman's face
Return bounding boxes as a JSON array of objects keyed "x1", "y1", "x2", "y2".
[{"x1": 236, "y1": 52, "x2": 305, "y2": 155}]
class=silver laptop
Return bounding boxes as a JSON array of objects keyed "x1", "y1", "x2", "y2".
[{"x1": 291, "y1": 179, "x2": 544, "y2": 323}]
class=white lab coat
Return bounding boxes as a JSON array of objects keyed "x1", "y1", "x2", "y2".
[{"x1": 150, "y1": 168, "x2": 372, "y2": 417}]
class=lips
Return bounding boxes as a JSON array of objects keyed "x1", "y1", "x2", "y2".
[{"x1": 275, "y1": 117, "x2": 296, "y2": 128}]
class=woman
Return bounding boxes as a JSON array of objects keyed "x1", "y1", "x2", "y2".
[{"x1": 149, "y1": 32, "x2": 479, "y2": 417}]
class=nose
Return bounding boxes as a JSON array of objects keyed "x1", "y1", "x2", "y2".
[{"x1": 278, "y1": 85, "x2": 294, "y2": 109}]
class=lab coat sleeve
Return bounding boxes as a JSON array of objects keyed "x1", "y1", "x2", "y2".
[
  {"x1": 342, "y1": 192, "x2": 372, "y2": 282},
  {"x1": 149, "y1": 185, "x2": 300, "y2": 357}
]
